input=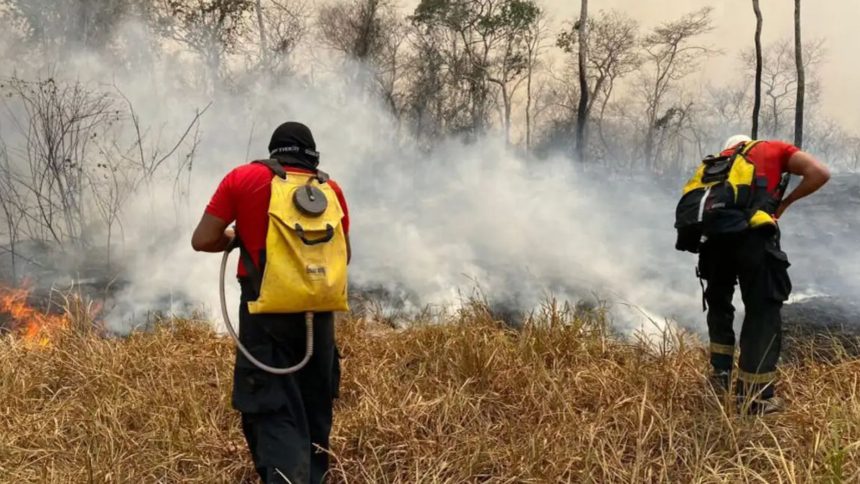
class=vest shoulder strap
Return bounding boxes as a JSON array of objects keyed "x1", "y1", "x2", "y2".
[
  {"x1": 253, "y1": 159, "x2": 330, "y2": 184},
  {"x1": 740, "y1": 140, "x2": 761, "y2": 155},
  {"x1": 315, "y1": 169, "x2": 330, "y2": 183},
  {"x1": 253, "y1": 159, "x2": 287, "y2": 179},
  {"x1": 739, "y1": 140, "x2": 767, "y2": 178}
]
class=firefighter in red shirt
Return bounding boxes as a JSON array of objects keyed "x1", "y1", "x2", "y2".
[
  {"x1": 700, "y1": 134, "x2": 829, "y2": 414},
  {"x1": 192, "y1": 122, "x2": 349, "y2": 483}
]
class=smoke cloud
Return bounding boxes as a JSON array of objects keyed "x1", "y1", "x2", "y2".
[
  {"x1": 103, "y1": 69, "x2": 702, "y2": 335},
  {"x1": 0, "y1": 12, "x2": 857, "y2": 338}
]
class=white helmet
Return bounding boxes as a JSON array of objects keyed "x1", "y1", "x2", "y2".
[{"x1": 723, "y1": 134, "x2": 752, "y2": 150}]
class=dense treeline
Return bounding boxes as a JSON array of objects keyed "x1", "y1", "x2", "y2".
[{"x1": 2, "y1": 0, "x2": 858, "y2": 167}]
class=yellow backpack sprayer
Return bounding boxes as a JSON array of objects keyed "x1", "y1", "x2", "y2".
[{"x1": 219, "y1": 159, "x2": 349, "y2": 374}]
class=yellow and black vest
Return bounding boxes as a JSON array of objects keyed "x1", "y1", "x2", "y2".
[
  {"x1": 240, "y1": 159, "x2": 349, "y2": 313},
  {"x1": 674, "y1": 141, "x2": 788, "y2": 253}
]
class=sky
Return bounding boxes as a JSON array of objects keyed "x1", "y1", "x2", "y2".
[{"x1": 402, "y1": 0, "x2": 860, "y2": 133}]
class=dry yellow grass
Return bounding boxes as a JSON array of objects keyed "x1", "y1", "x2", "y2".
[{"x1": 2, "y1": 300, "x2": 860, "y2": 483}]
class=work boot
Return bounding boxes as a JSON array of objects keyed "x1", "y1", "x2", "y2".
[
  {"x1": 708, "y1": 370, "x2": 731, "y2": 395},
  {"x1": 739, "y1": 395, "x2": 785, "y2": 416}
]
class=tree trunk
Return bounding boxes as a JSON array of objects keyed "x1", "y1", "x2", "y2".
[
  {"x1": 525, "y1": 78, "x2": 532, "y2": 152},
  {"x1": 525, "y1": 60, "x2": 534, "y2": 152},
  {"x1": 597, "y1": 86, "x2": 613, "y2": 161},
  {"x1": 524, "y1": 17, "x2": 544, "y2": 154},
  {"x1": 752, "y1": 0, "x2": 763, "y2": 138},
  {"x1": 502, "y1": 88, "x2": 512, "y2": 146},
  {"x1": 575, "y1": 0, "x2": 589, "y2": 162},
  {"x1": 771, "y1": 94, "x2": 780, "y2": 137},
  {"x1": 255, "y1": 0, "x2": 268, "y2": 66},
  {"x1": 10, "y1": 238, "x2": 15, "y2": 283},
  {"x1": 794, "y1": 0, "x2": 805, "y2": 148},
  {"x1": 206, "y1": 43, "x2": 222, "y2": 92},
  {"x1": 106, "y1": 223, "x2": 112, "y2": 272},
  {"x1": 4, "y1": 226, "x2": 16, "y2": 283},
  {"x1": 644, "y1": 104, "x2": 657, "y2": 169}
]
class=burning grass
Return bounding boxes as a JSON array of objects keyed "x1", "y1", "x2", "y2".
[
  {"x1": 2, "y1": 298, "x2": 860, "y2": 482},
  {"x1": 0, "y1": 285, "x2": 69, "y2": 346}
]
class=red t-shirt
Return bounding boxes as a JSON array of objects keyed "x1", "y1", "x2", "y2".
[
  {"x1": 205, "y1": 162, "x2": 350, "y2": 276},
  {"x1": 721, "y1": 140, "x2": 799, "y2": 193}
]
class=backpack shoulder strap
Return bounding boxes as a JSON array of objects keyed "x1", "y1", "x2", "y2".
[
  {"x1": 253, "y1": 159, "x2": 287, "y2": 179},
  {"x1": 234, "y1": 233, "x2": 263, "y2": 299},
  {"x1": 255, "y1": 159, "x2": 330, "y2": 183},
  {"x1": 740, "y1": 140, "x2": 761, "y2": 155},
  {"x1": 738, "y1": 140, "x2": 767, "y2": 179}
]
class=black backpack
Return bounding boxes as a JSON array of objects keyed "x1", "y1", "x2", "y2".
[{"x1": 674, "y1": 141, "x2": 786, "y2": 253}]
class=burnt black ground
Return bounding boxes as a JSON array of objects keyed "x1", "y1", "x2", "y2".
[{"x1": 783, "y1": 296, "x2": 860, "y2": 361}]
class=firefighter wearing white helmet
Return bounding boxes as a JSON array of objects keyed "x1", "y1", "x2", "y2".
[{"x1": 674, "y1": 134, "x2": 829, "y2": 414}]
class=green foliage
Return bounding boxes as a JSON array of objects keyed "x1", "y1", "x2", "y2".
[
  {"x1": 407, "y1": 0, "x2": 541, "y2": 139},
  {"x1": 486, "y1": 0, "x2": 540, "y2": 33},
  {"x1": 318, "y1": 0, "x2": 397, "y2": 61},
  {"x1": 557, "y1": 27, "x2": 577, "y2": 54},
  {"x1": 411, "y1": 0, "x2": 539, "y2": 37},
  {"x1": 154, "y1": 0, "x2": 254, "y2": 54}
]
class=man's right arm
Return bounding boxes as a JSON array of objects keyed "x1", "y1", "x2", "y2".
[
  {"x1": 191, "y1": 214, "x2": 234, "y2": 252},
  {"x1": 776, "y1": 150, "x2": 830, "y2": 219},
  {"x1": 192, "y1": 170, "x2": 237, "y2": 252}
]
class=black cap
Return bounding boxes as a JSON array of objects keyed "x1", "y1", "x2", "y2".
[{"x1": 268, "y1": 121, "x2": 320, "y2": 168}]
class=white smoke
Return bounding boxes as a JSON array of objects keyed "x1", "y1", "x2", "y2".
[
  {"x1": 99, "y1": 68, "x2": 702, "y2": 335},
  {"x1": 0, "y1": 15, "x2": 856, "y2": 338}
]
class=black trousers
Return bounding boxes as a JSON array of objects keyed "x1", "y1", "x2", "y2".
[
  {"x1": 698, "y1": 229, "x2": 792, "y2": 398},
  {"x1": 233, "y1": 280, "x2": 340, "y2": 484}
]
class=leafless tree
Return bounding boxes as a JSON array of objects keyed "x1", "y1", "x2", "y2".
[
  {"x1": 253, "y1": 0, "x2": 268, "y2": 64},
  {"x1": 0, "y1": 145, "x2": 27, "y2": 281},
  {"x1": 637, "y1": 8, "x2": 713, "y2": 169},
  {"x1": 319, "y1": 0, "x2": 406, "y2": 115},
  {"x1": 742, "y1": 38, "x2": 824, "y2": 139},
  {"x1": 152, "y1": 0, "x2": 254, "y2": 90},
  {"x1": 261, "y1": 0, "x2": 310, "y2": 74},
  {"x1": 691, "y1": 83, "x2": 750, "y2": 152},
  {"x1": 1, "y1": 78, "x2": 119, "y2": 246},
  {"x1": 114, "y1": 89, "x2": 210, "y2": 189},
  {"x1": 752, "y1": 0, "x2": 763, "y2": 138},
  {"x1": 574, "y1": 0, "x2": 588, "y2": 162},
  {"x1": 523, "y1": 11, "x2": 548, "y2": 152},
  {"x1": 0, "y1": 77, "x2": 208, "y2": 272},
  {"x1": 794, "y1": 0, "x2": 805, "y2": 148},
  {"x1": 804, "y1": 117, "x2": 850, "y2": 168},
  {"x1": 537, "y1": 65, "x2": 579, "y2": 146},
  {"x1": 319, "y1": 0, "x2": 392, "y2": 62},
  {"x1": 86, "y1": 157, "x2": 132, "y2": 269},
  {"x1": 661, "y1": 100, "x2": 696, "y2": 170},
  {"x1": 373, "y1": 25, "x2": 409, "y2": 120},
  {"x1": 1, "y1": 0, "x2": 141, "y2": 55},
  {"x1": 401, "y1": 28, "x2": 450, "y2": 144},
  {"x1": 558, "y1": 10, "x2": 640, "y2": 160}
]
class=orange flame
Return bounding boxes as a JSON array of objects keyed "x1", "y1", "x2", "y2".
[{"x1": 0, "y1": 284, "x2": 70, "y2": 347}]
